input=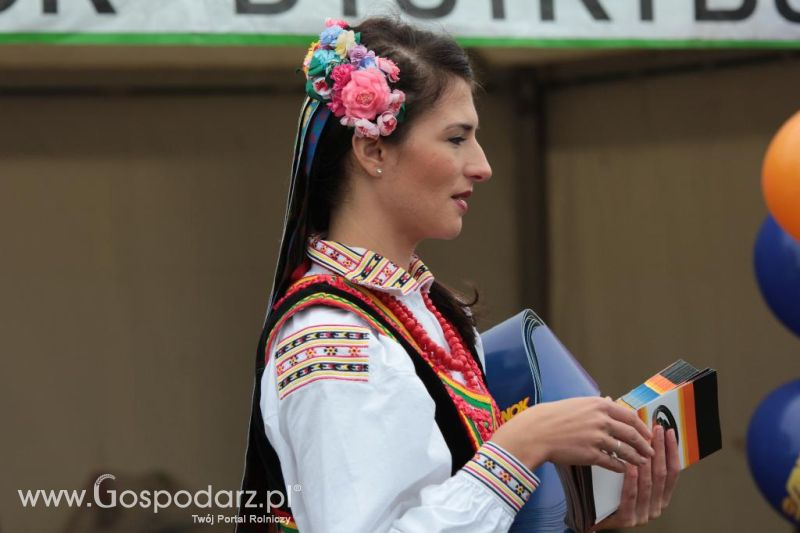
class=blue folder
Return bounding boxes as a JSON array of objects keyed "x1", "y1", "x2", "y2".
[{"x1": 481, "y1": 310, "x2": 600, "y2": 532}]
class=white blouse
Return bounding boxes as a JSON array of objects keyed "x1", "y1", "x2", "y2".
[{"x1": 260, "y1": 238, "x2": 540, "y2": 532}]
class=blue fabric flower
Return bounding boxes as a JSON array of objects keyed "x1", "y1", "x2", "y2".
[
  {"x1": 308, "y1": 49, "x2": 339, "y2": 77},
  {"x1": 319, "y1": 26, "x2": 344, "y2": 47},
  {"x1": 359, "y1": 54, "x2": 377, "y2": 70}
]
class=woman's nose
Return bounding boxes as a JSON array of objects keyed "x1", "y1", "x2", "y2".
[{"x1": 468, "y1": 143, "x2": 492, "y2": 183}]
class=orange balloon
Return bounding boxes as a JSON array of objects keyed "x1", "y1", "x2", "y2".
[{"x1": 762, "y1": 110, "x2": 800, "y2": 241}]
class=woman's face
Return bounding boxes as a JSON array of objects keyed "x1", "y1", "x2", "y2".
[{"x1": 377, "y1": 77, "x2": 492, "y2": 243}]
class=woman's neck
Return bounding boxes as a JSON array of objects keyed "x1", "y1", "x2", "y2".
[{"x1": 326, "y1": 209, "x2": 417, "y2": 271}]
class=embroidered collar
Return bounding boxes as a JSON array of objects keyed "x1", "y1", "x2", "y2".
[{"x1": 306, "y1": 235, "x2": 435, "y2": 296}]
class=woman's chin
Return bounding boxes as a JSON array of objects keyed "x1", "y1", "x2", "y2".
[{"x1": 432, "y1": 220, "x2": 464, "y2": 241}]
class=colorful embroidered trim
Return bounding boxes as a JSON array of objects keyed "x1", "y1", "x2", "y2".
[
  {"x1": 266, "y1": 286, "x2": 393, "y2": 357},
  {"x1": 440, "y1": 371, "x2": 502, "y2": 449},
  {"x1": 273, "y1": 324, "x2": 371, "y2": 399},
  {"x1": 307, "y1": 236, "x2": 434, "y2": 296},
  {"x1": 278, "y1": 522, "x2": 299, "y2": 533},
  {"x1": 275, "y1": 274, "x2": 430, "y2": 363},
  {"x1": 462, "y1": 441, "x2": 540, "y2": 514},
  {"x1": 274, "y1": 507, "x2": 299, "y2": 532}
]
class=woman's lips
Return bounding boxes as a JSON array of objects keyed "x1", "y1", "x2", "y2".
[
  {"x1": 453, "y1": 197, "x2": 469, "y2": 213},
  {"x1": 452, "y1": 190, "x2": 471, "y2": 213}
]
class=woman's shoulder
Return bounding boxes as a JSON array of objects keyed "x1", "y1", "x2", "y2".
[
  {"x1": 261, "y1": 305, "x2": 375, "y2": 404},
  {"x1": 266, "y1": 264, "x2": 394, "y2": 356},
  {"x1": 271, "y1": 304, "x2": 375, "y2": 347},
  {"x1": 266, "y1": 299, "x2": 425, "y2": 400}
]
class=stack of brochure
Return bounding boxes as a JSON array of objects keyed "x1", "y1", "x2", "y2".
[
  {"x1": 559, "y1": 360, "x2": 721, "y2": 532},
  {"x1": 482, "y1": 311, "x2": 721, "y2": 533}
]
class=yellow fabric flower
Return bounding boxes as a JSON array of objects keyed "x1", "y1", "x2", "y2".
[
  {"x1": 302, "y1": 40, "x2": 320, "y2": 74},
  {"x1": 335, "y1": 30, "x2": 356, "y2": 59}
]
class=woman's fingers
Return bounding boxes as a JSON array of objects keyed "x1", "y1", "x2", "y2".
[
  {"x1": 600, "y1": 431, "x2": 647, "y2": 466},
  {"x1": 636, "y1": 453, "x2": 653, "y2": 525},
  {"x1": 606, "y1": 399, "x2": 653, "y2": 442},
  {"x1": 593, "y1": 448, "x2": 628, "y2": 473},
  {"x1": 619, "y1": 463, "x2": 640, "y2": 527},
  {"x1": 591, "y1": 463, "x2": 639, "y2": 531},
  {"x1": 662, "y1": 428, "x2": 681, "y2": 507},
  {"x1": 607, "y1": 418, "x2": 654, "y2": 463},
  {"x1": 649, "y1": 425, "x2": 667, "y2": 518}
]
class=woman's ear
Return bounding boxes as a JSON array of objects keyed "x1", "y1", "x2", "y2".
[{"x1": 351, "y1": 135, "x2": 386, "y2": 178}]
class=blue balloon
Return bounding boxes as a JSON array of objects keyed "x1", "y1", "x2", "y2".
[
  {"x1": 754, "y1": 215, "x2": 800, "y2": 338},
  {"x1": 747, "y1": 380, "x2": 800, "y2": 525}
]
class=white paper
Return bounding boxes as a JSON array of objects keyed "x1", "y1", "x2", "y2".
[{"x1": 591, "y1": 465, "x2": 625, "y2": 524}]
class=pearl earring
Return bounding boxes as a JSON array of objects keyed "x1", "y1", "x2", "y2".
[{"x1": 376, "y1": 168, "x2": 383, "y2": 175}]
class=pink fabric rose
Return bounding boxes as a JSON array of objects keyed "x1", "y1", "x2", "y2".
[
  {"x1": 330, "y1": 63, "x2": 355, "y2": 91},
  {"x1": 354, "y1": 118, "x2": 380, "y2": 139},
  {"x1": 377, "y1": 112, "x2": 398, "y2": 136},
  {"x1": 388, "y1": 89, "x2": 405, "y2": 115},
  {"x1": 377, "y1": 57, "x2": 400, "y2": 82},
  {"x1": 340, "y1": 69, "x2": 391, "y2": 120},
  {"x1": 328, "y1": 94, "x2": 346, "y2": 117},
  {"x1": 325, "y1": 18, "x2": 348, "y2": 28}
]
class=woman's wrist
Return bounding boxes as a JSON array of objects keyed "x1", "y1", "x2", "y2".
[
  {"x1": 516, "y1": 429, "x2": 550, "y2": 471},
  {"x1": 524, "y1": 440, "x2": 550, "y2": 471},
  {"x1": 490, "y1": 413, "x2": 550, "y2": 471}
]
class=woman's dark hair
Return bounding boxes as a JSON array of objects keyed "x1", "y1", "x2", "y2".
[{"x1": 290, "y1": 16, "x2": 481, "y2": 347}]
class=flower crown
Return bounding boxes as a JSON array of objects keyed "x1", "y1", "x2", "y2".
[{"x1": 302, "y1": 18, "x2": 406, "y2": 139}]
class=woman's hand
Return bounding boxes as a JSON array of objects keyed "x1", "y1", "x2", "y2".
[
  {"x1": 590, "y1": 424, "x2": 681, "y2": 531},
  {"x1": 490, "y1": 396, "x2": 654, "y2": 473}
]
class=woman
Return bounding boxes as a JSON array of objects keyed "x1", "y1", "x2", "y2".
[{"x1": 238, "y1": 16, "x2": 680, "y2": 533}]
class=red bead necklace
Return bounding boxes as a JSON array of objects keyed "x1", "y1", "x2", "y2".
[{"x1": 372, "y1": 289, "x2": 502, "y2": 442}]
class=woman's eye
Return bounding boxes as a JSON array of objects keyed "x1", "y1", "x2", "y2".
[{"x1": 449, "y1": 136, "x2": 466, "y2": 145}]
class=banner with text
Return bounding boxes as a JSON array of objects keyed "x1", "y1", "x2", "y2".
[{"x1": 0, "y1": 0, "x2": 799, "y2": 47}]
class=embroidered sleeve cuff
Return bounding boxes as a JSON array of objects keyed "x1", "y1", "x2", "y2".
[{"x1": 461, "y1": 441, "x2": 541, "y2": 514}]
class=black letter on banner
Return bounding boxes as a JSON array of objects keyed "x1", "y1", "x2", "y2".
[
  {"x1": 695, "y1": 0, "x2": 756, "y2": 20},
  {"x1": 343, "y1": 0, "x2": 356, "y2": 17},
  {"x1": 776, "y1": 0, "x2": 800, "y2": 22},
  {"x1": 492, "y1": 0, "x2": 505, "y2": 19},
  {"x1": 540, "y1": 0, "x2": 610, "y2": 21},
  {"x1": 43, "y1": 0, "x2": 115, "y2": 13},
  {"x1": 0, "y1": 0, "x2": 16, "y2": 12},
  {"x1": 641, "y1": 0, "x2": 654, "y2": 20},
  {"x1": 396, "y1": 0, "x2": 456, "y2": 19},
  {"x1": 236, "y1": 0, "x2": 297, "y2": 15}
]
